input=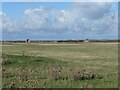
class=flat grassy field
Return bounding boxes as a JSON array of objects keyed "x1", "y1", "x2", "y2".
[{"x1": 1, "y1": 42, "x2": 118, "y2": 88}]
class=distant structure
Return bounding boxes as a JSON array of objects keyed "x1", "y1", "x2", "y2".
[
  {"x1": 26, "y1": 39, "x2": 30, "y2": 43},
  {"x1": 54, "y1": 40, "x2": 58, "y2": 43},
  {"x1": 83, "y1": 39, "x2": 89, "y2": 43}
]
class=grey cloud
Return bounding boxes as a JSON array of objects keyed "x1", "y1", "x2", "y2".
[{"x1": 74, "y1": 3, "x2": 113, "y2": 20}]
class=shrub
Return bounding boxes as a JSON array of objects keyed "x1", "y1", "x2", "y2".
[{"x1": 69, "y1": 69, "x2": 95, "y2": 80}]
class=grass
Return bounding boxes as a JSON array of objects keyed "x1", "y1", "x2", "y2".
[{"x1": 1, "y1": 42, "x2": 118, "y2": 88}]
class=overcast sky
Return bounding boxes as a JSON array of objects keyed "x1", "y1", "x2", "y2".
[{"x1": 1, "y1": 1, "x2": 118, "y2": 40}]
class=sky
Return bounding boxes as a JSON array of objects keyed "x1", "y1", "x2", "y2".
[{"x1": 1, "y1": 1, "x2": 118, "y2": 40}]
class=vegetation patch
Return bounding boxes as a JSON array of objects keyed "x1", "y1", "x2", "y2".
[
  {"x1": 2, "y1": 43, "x2": 118, "y2": 88},
  {"x1": 2, "y1": 54, "x2": 14, "y2": 65}
]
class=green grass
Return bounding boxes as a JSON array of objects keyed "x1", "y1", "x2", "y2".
[{"x1": 2, "y1": 42, "x2": 118, "y2": 88}]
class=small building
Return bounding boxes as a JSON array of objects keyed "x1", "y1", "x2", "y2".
[{"x1": 54, "y1": 40, "x2": 58, "y2": 43}]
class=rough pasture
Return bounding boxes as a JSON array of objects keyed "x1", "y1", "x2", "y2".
[{"x1": 1, "y1": 42, "x2": 118, "y2": 88}]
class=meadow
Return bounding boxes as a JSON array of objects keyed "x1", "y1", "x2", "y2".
[{"x1": 1, "y1": 42, "x2": 118, "y2": 88}]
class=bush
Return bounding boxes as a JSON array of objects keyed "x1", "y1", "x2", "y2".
[{"x1": 69, "y1": 69, "x2": 95, "y2": 80}]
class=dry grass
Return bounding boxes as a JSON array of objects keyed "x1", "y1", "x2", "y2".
[{"x1": 2, "y1": 43, "x2": 118, "y2": 88}]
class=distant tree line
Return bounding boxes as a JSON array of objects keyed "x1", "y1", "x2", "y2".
[{"x1": 1, "y1": 39, "x2": 119, "y2": 43}]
